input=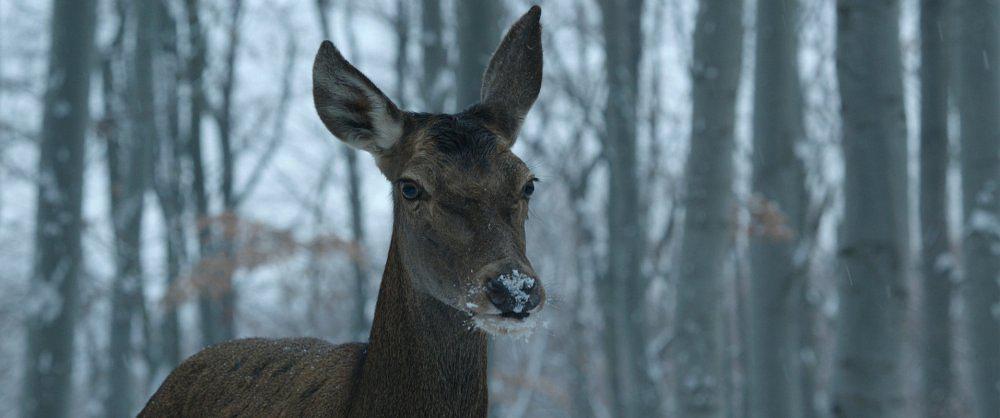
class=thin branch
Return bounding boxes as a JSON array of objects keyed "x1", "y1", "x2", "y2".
[{"x1": 233, "y1": 33, "x2": 297, "y2": 207}]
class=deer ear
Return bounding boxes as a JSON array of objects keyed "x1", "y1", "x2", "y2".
[
  {"x1": 313, "y1": 41, "x2": 404, "y2": 154},
  {"x1": 480, "y1": 6, "x2": 542, "y2": 141}
]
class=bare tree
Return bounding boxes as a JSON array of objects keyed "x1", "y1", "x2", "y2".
[
  {"x1": 104, "y1": 0, "x2": 156, "y2": 415},
  {"x1": 395, "y1": 0, "x2": 410, "y2": 109},
  {"x1": 22, "y1": 1, "x2": 97, "y2": 417},
  {"x1": 831, "y1": 1, "x2": 908, "y2": 417},
  {"x1": 594, "y1": 0, "x2": 656, "y2": 416},
  {"x1": 152, "y1": 0, "x2": 187, "y2": 370},
  {"x1": 918, "y1": 1, "x2": 954, "y2": 416},
  {"x1": 455, "y1": 0, "x2": 502, "y2": 109},
  {"x1": 211, "y1": 0, "x2": 245, "y2": 343},
  {"x1": 419, "y1": 0, "x2": 448, "y2": 112},
  {"x1": 748, "y1": 1, "x2": 808, "y2": 417},
  {"x1": 673, "y1": 0, "x2": 744, "y2": 417},
  {"x1": 315, "y1": 0, "x2": 372, "y2": 342},
  {"x1": 957, "y1": 0, "x2": 1000, "y2": 416},
  {"x1": 795, "y1": 263, "x2": 822, "y2": 418},
  {"x1": 181, "y1": 0, "x2": 218, "y2": 347}
]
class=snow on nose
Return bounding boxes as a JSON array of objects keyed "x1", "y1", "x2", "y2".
[{"x1": 497, "y1": 269, "x2": 535, "y2": 313}]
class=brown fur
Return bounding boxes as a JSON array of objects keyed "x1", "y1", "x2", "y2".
[
  {"x1": 140, "y1": 241, "x2": 489, "y2": 417},
  {"x1": 141, "y1": 6, "x2": 543, "y2": 417}
]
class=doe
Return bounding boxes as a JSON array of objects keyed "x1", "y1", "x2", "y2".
[{"x1": 140, "y1": 6, "x2": 546, "y2": 417}]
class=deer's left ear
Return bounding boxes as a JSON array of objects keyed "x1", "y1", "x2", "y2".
[
  {"x1": 313, "y1": 41, "x2": 404, "y2": 154},
  {"x1": 480, "y1": 6, "x2": 543, "y2": 142}
]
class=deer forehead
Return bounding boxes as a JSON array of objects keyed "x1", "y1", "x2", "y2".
[
  {"x1": 395, "y1": 117, "x2": 533, "y2": 193},
  {"x1": 404, "y1": 152, "x2": 530, "y2": 198}
]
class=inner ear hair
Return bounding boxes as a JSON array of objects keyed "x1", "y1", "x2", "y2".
[{"x1": 313, "y1": 41, "x2": 404, "y2": 154}]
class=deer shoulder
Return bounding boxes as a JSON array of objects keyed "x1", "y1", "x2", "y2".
[{"x1": 139, "y1": 338, "x2": 366, "y2": 417}]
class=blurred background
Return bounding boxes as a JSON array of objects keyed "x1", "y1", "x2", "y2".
[{"x1": 1, "y1": 0, "x2": 998, "y2": 417}]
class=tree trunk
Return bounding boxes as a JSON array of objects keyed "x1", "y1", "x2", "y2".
[
  {"x1": 22, "y1": 1, "x2": 97, "y2": 417},
  {"x1": 831, "y1": 1, "x2": 908, "y2": 417},
  {"x1": 568, "y1": 170, "x2": 598, "y2": 418},
  {"x1": 153, "y1": 0, "x2": 186, "y2": 370},
  {"x1": 748, "y1": 1, "x2": 807, "y2": 417},
  {"x1": 106, "y1": 1, "x2": 156, "y2": 415},
  {"x1": 345, "y1": 0, "x2": 370, "y2": 341},
  {"x1": 796, "y1": 280, "x2": 821, "y2": 418},
  {"x1": 730, "y1": 259, "x2": 750, "y2": 418},
  {"x1": 455, "y1": 0, "x2": 502, "y2": 110},
  {"x1": 213, "y1": 0, "x2": 244, "y2": 343},
  {"x1": 419, "y1": 0, "x2": 448, "y2": 112},
  {"x1": 595, "y1": 1, "x2": 656, "y2": 415},
  {"x1": 97, "y1": 1, "x2": 125, "y2": 399},
  {"x1": 673, "y1": 1, "x2": 744, "y2": 417},
  {"x1": 957, "y1": 1, "x2": 1000, "y2": 416},
  {"x1": 918, "y1": 1, "x2": 954, "y2": 417},
  {"x1": 315, "y1": 0, "x2": 372, "y2": 343},
  {"x1": 395, "y1": 0, "x2": 410, "y2": 109},
  {"x1": 182, "y1": 0, "x2": 218, "y2": 347}
]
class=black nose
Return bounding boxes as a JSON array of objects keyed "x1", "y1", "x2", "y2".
[{"x1": 485, "y1": 270, "x2": 541, "y2": 317}]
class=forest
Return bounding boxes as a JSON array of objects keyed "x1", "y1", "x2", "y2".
[{"x1": 0, "y1": 0, "x2": 998, "y2": 417}]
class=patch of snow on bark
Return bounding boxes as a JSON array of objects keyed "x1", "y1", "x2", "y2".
[
  {"x1": 934, "y1": 253, "x2": 955, "y2": 273},
  {"x1": 969, "y1": 209, "x2": 1000, "y2": 236}
]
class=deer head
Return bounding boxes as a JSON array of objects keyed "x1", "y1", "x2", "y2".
[{"x1": 313, "y1": 6, "x2": 545, "y2": 335}]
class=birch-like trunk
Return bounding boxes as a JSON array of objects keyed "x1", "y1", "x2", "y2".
[
  {"x1": 22, "y1": 1, "x2": 97, "y2": 417},
  {"x1": 957, "y1": 1, "x2": 1000, "y2": 416},
  {"x1": 918, "y1": 1, "x2": 954, "y2": 416},
  {"x1": 748, "y1": 1, "x2": 808, "y2": 418},
  {"x1": 674, "y1": 1, "x2": 744, "y2": 417},
  {"x1": 831, "y1": 1, "x2": 908, "y2": 417}
]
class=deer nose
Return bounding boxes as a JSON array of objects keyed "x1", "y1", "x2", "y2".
[{"x1": 485, "y1": 269, "x2": 542, "y2": 318}]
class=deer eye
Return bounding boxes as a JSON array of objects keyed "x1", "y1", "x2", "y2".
[
  {"x1": 399, "y1": 180, "x2": 422, "y2": 200},
  {"x1": 522, "y1": 179, "x2": 537, "y2": 199}
]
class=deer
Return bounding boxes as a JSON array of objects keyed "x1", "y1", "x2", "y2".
[{"x1": 139, "y1": 6, "x2": 545, "y2": 417}]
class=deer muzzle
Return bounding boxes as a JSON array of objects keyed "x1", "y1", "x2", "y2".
[{"x1": 475, "y1": 260, "x2": 544, "y2": 318}]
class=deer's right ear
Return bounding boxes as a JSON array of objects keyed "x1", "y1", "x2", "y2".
[{"x1": 313, "y1": 41, "x2": 404, "y2": 154}]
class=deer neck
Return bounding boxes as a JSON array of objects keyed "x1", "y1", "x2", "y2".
[{"x1": 349, "y1": 227, "x2": 489, "y2": 416}]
